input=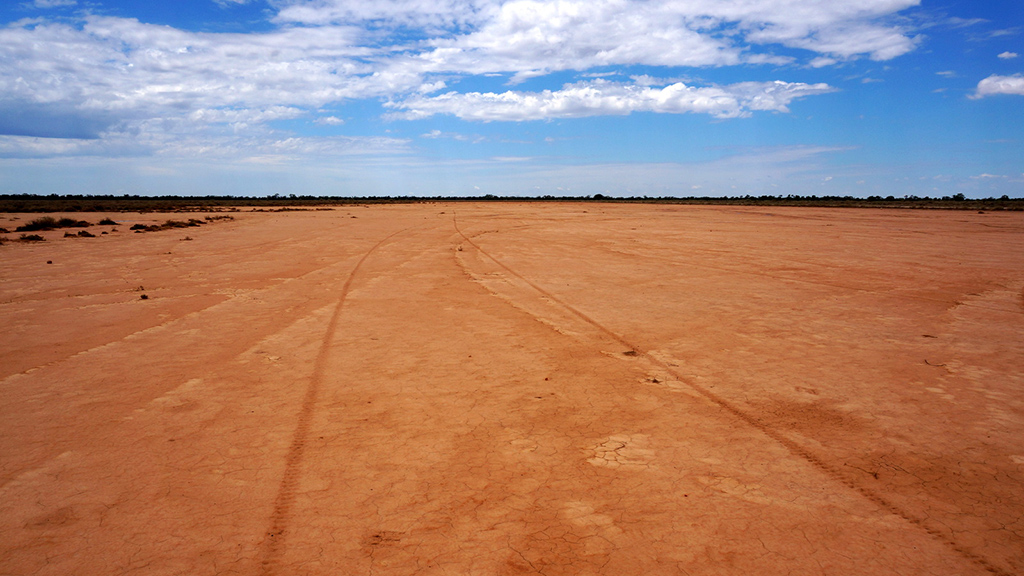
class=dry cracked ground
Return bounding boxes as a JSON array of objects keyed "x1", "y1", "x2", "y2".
[{"x1": 1, "y1": 203, "x2": 1023, "y2": 576}]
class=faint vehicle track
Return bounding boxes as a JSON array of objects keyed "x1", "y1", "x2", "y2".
[
  {"x1": 259, "y1": 228, "x2": 407, "y2": 575},
  {"x1": 451, "y1": 212, "x2": 1012, "y2": 576}
]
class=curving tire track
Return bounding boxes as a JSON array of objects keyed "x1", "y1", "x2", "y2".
[
  {"x1": 452, "y1": 212, "x2": 1011, "y2": 576},
  {"x1": 259, "y1": 228, "x2": 407, "y2": 575}
]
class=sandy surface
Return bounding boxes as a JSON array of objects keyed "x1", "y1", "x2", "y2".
[{"x1": 1, "y1": 203, "x2": 1022, "y2": 576}]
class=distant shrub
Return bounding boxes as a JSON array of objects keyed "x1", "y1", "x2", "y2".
[
  {"x1": 19, "y1": 234, "x2": 45, "y2": 242},
  {"x1": 16, "y1": 216, "x2": 58, "y2": 231},
  {"x1": 16, "y1": 216, "x2": 94, "y2": 231},
  {"x1": 99, "y1": 218, "x2": 117, "y2": 225},
  {"x1": 57, "y1": 217, "x2": 91, "y2": 228},
  {"x1": 0, "y1": 227, "x2": 9, "y2": 233},
  {"x1": 129, "y1": 224, "x2": 148, "y2": 230},
  {"x1": 64, "y1": 231, "x2": 76, "y2": 237},
  {"x1": 77, "y1": 230, "x2": 96, "y2": 237}
]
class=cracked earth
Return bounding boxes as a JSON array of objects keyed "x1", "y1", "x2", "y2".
[{"x1": 1, "y1": 203, "x2": 1023, "y2": 575}]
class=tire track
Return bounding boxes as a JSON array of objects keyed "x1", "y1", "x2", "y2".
[
  {"x1": 259, "y1": 228, "x2": 406, "y2": 575},
  {"x1": 452, "y1": 212, "x2": 1011, "y2": 576}
]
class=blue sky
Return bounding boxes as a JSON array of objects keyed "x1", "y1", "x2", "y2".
[{"x1": 1, "y1": 0, "x2": 1022, "y2": 198}]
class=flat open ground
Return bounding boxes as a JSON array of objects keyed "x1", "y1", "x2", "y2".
[{"x1": 1, "y1": 203, "x2": 1023, "y2": 576}]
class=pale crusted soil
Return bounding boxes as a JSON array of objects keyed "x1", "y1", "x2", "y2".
[{"x1": 1, "y1": 203, "x2": 1022, "y2": 576}]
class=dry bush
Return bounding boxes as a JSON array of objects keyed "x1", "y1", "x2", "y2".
[{"x1": 16, "y1": 216, "x2": 58, "y2": 231}]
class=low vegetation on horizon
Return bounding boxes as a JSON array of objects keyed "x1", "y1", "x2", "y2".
[{"x1": 0, "y1": 193, "x2": 1020, "y2": 213}]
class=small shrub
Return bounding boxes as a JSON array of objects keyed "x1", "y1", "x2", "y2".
[
  {"x1": 0, "y1": 227, "x2": 9, "y2": 233},
  {"x1": 57, "y1": 217, "x2": 91, "y2": 228},
  {"x1": 130, "y1": 224, "x2": 148, "y2": 230},
  {"x1": 16, "y1": 216, "x2": 58, "y2": 231},
  {"x1": 64, "y1": 231, "x2": 76, "y2": 238},
  {"x1": 19, "y1": 234, "x2": 45, "y2": 242},
  {"x1": 99, "y1": 218, "x2": 117, "y2": 225},
  {"x1": 77, "y1": 230, "x2": 96, "y2": 238}
]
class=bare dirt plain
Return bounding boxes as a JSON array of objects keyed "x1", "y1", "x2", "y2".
[{"x1": 1, "y1": 203, "x2": 1023, "y2": 576}]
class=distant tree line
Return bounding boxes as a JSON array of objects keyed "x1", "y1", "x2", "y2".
[{"x1": 0, "y1": 193, "x2": 1020, "y2": 213}]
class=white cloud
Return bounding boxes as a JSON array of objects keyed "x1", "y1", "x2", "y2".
[
  {"x1": 0, "y1": 0, "x2": 919, "y2": 159},
  {"x1": 998, "y1": 51, "x2": 1019, "y2": 59},
  {"x1": 0, "y1": 131, "x2": 409, "y2": 160},
  {"x1": 277, "y1": 0, "x2": 921, "y2": 78},
  {"x1": 946, "y1": 17, "x2": 986, "y2": 28},
  {"x1": 420, "y1": 129, "x2": 482, "y2": 142},
  {"x1": 274, "y1": 0, "x2": 497, "y2": 29},
  {"x1": 972, "y1": 74, "x2": 1024, "y2": 98},
  {"x1": 315, "y1": 115, "x2": 345, "y2": 125},
  {"x1": 32, "y1": 0, "x2": 76, "y2": 7},
  {"x1": 809, "y1": 56, "x2": 838, "y2": 68},
  {"x1": 936, "y1": 70, "x2": 956, "y2": 77},
  {"x1": 189, "y1": 106, "x2": 305, "y2": 126},
  {"x1": 386, "y1": 78, "x2": 835, "y2": 121}
]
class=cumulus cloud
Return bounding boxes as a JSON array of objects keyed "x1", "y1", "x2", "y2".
[
  {"x1": 972, "y1": 74, "x2": 1024, "y2": 98},
  {"x1": 374, "y1": 0, "x2": 921, "y2": 81},
  {"x1": 275, "y1": 0, "x2": 921, "y2": 63},
  {"x1": 0, "y1": 0, "x2": 919, "y2": 159},
  {"x1": 0, "y1": 15, "x2": 418, "y2": 157},
  {"x1": 998, "y1": 51, "x2": 1019, "y2": 59},
  {"x1": 0, "y1": 17, "x2": 385, "y2": 120},
  {"x1": 386, "y1": 78, "x2": 835, "y2": 121}
]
